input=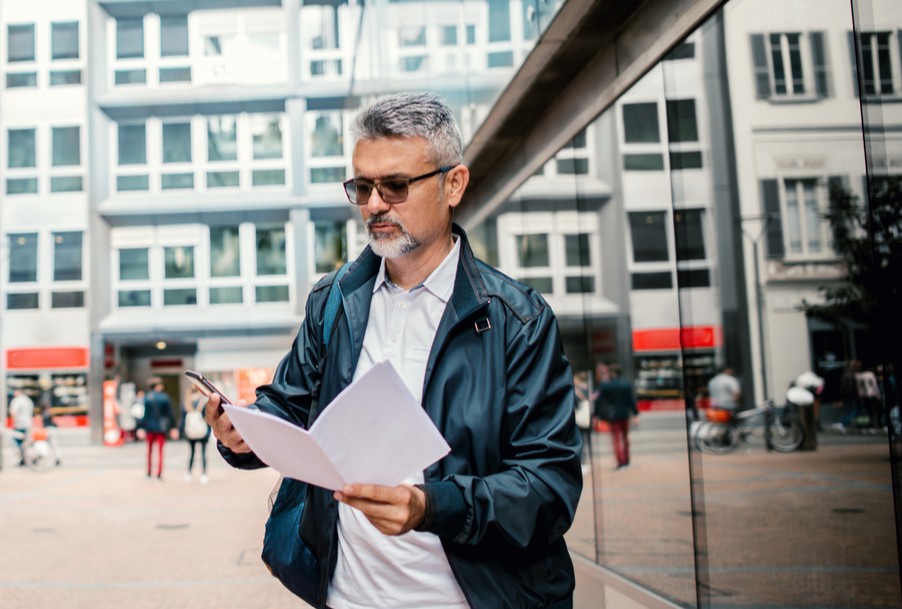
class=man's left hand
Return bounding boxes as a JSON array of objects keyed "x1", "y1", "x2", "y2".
[{"x1": 333, "y1": 483, "x2": 426, "y2": 536}]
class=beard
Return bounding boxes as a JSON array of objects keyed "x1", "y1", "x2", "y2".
[{"x1": 367, "y1": 215, "x2": 421, "y2": 259}]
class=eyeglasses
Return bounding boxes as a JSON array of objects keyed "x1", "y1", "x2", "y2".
[{"x1": 343, "y1": 165, "x2": 457, "y2": 206}]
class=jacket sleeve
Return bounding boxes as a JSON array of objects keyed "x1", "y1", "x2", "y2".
[
  {"x1": 423, "y1": 305, "x2": 583, "y2": 548},
  {"x1": 218, "y1": 283, "x2": 330, "y2": 470}
]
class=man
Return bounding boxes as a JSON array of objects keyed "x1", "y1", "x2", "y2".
[
  {"x1": 594, "y1": 364, "x2": 638, "y2": 470},
  {"x1": 137, "y1": 377, "x2": 175, "y2": 479},
  {"x1": 207, "y1": 92, "x2": 582, "y2": 609},
  {"x1": 708, "y1": 366, "x2": 741, "y2": 412},
  {"x1": 9, "y1": 389, "x2": 34, "y2": 466}
]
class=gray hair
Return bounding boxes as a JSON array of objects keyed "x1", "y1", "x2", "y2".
[{"x1": 350, "y1": 92, "x2": 462, "y2": 167}]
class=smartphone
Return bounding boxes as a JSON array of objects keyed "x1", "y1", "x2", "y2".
[{"x1": 184, "y1": 370, "x2": 233, "y2": 406}]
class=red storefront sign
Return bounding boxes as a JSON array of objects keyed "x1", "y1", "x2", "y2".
[
  {"x1": 632, "y1": 326, "x2": 721, "y2": 352},
  {"x1": 6, "y1": 347, "x2": 89, "y2": 369}
]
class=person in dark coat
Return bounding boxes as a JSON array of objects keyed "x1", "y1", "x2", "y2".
[
  {"x1": 137, "y1": 377, "x2": 175, "y2": 479},
  {"x1": 594, "y1": 364, "x2": 639, "y2": 470}
]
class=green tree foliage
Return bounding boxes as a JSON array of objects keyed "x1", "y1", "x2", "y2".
[{"x1": 802, "y1": 176, "x2": 902, "y2": 365}]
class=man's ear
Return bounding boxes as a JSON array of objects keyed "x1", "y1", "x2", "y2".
[{"x1": 446, "y1": 165, "x2": 470, "y2": 209}]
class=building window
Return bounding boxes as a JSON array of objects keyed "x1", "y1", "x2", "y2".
[
  {"x1": 51, "y1": 22, "x2": 79, "y2": 60},
  {"x1": 119, "y1": 248, "x2": 149, "y2": 280},
  {"x1": 160, "y1": 15, "x2": 189, "y2": 57},
  {"x1": 622, "y1": 102, "x2": 664, "y2": 172},
  {"x1": 666, "y1": 99, "x2": 703, "y2": 170},
  {"x1": 307, "y1": 110, "x2": 345, "y2": 184},
  {"x1": 623, "y1": 103, "x2": 660, "y2": 143},
  {"x1": 252, "y1": 115, "x2": 283, "y2": 160},
  {"x1": 314, "y1": 221, "x2": 347, "y2": 274},
  {"x1": 164, "y1": 246, "x2": 195, "y2": 279},
  {"x1": 629, "y1": 212, "x2": 669, "y2": 263},
  {"x1": 53, "y1": 232, "x2": 83, "y2": 281},
  {"x1": 782, "y1": 178, "x2": 831, "y2": 256},
  {"x1": 8, "y1": 233, "x2": 38, "y2": 283},
  {"x1": 8, "y1": 128, "x2": 36, "y2": 169},
  {"x1": 116, "y1": 17, "x2": 144, "y2": 59},
  {"x1": 207, "y1": 116, "x2": 238, "y2": 162},
  {"x1": 52, "y1": 127, "x2": 80, "y2": 167},
  {"x1": 162, "y1": 121, "x2": 192, "y2": 162},
  {"x1": 629, "y1": 212, "x2": 673, "y2": 291},
  {"x1": 256, "y1": 226, "x2": 287, "y2": 275},
  {"x1": 858, "y1": 32, "x2": 897, "y2": 96},
  {"x1": 118, "y1": 124, "x2": 147, "y2": 165},
  {"x1": 674, "y1": 210, "x2": 711, "y2": 289},
  {"x1": 7, "y1": 24, "x2": 35, "y2": 62},
  {"x1": 751, "y1": 32, "x2": 830, "y2": 99},
  {"x1": 301, "y1": 3, "x2": 343, "y2": 79},
  {"x1": 564, "y1": 234, "x2": 595, "y2": 294},
  {"x1": 210, "y1": 226, "x2": 241, "y2": 277}
]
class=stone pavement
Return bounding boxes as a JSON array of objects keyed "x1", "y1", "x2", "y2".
[{"x1": 1, "y1": 420, "x2": 901, "y2": 609}]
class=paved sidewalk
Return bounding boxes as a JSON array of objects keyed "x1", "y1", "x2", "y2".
[{"x1": 0, "y1": 441, "x2": 301, "y2": 609}]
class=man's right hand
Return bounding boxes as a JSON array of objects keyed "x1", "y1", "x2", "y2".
[{"x1": 205, "y1": 393, "x2": 251, "y2": 453}]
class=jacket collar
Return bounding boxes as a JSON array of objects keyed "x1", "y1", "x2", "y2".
[{"x1": 340, "y1": 223, "x2": 489, "y2": 319}]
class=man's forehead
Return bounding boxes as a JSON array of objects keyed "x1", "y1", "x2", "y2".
[{"x1": 352, "y1": 136, "x2": 430, "y2": 171}]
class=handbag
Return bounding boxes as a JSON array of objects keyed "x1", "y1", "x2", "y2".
[
  {"x1": 262, "y1": 477, "x2": 320, "y2": 604},
  {"x1": 260, "y1": 262, "x2": 349, "y2": 605}
]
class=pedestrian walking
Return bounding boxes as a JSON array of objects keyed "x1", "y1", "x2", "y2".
[
  {"x1": 594, "y1": 364, "x2": 639, "y2": 470},
  {"x1": 181, "y1": 387, "x2": 211, "y2": 484},
  {"x1": 137, "y1": 377, "x2": 176, "y2": 480},
  {"x1": 9, "y1": 389, "x2": 34, "y2": 467}
]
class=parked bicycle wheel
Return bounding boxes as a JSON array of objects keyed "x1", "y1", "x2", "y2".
[
  {"x1": 24, "y1": 440, "x2": 57, "y2": 472},
  {"x1": 697, "y1": 422, "x2": 739, "y2": 454},
  {"x1": 768, "y1": 418, "x2": 805, "y2": 453}
]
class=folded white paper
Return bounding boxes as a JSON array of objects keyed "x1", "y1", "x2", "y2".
[{"x1": 223, "y1": 360, "x2": 450, "y2": 491}]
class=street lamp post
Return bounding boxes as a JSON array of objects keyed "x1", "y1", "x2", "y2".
[{"x1": 741, "y1": 215, "x2": 772, "y2": 403}]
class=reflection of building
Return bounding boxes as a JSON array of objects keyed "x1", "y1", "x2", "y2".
[{"x1": 724, "y1": 0, "x2": 902, "y2": 403}]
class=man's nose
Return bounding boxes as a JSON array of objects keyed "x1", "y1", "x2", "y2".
[{"x1": 365, "y1": 186, "x2": 392, "y2": 213}]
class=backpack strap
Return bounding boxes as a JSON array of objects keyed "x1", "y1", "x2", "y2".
[{"x1": 322, "y1": 262, "x2": 350, "y2": 350}]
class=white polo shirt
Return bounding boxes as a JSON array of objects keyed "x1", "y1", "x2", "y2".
[{"x1": 327, "y1": 238, "x2": 469, "y2": 609}]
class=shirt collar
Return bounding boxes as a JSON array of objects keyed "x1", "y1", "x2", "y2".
[{"x1": 373, "y1": 236, "x2": 460, "y2": 303}]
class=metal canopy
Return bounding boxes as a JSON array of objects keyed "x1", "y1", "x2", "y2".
[{"x1": 459, "y1": 0, "x2": 727, "y2": 228}]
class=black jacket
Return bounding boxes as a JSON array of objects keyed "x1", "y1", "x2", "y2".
[
  {"x1": 221, "y1": 225, "x2": 582, "y2": 609},
  {"x1": 139, "y1": 390, "x2": 173, "y2": 434}
]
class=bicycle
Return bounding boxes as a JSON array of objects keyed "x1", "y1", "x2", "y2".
[
  {"x1": 694, "y1": 400, "x2": 805, "y2": 454},
  {"x1": 3, "y1": 427, "x2": 61, "y2": 472}
]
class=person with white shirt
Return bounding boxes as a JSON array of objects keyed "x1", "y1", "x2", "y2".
[
  {"x1": 208, "y1": 92, "x2": 582, "y2": 609},
  {"x1": 9, "y1": 389, "x2": 35, "y2": 466}
]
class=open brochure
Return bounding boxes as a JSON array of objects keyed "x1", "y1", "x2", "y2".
[{"x1": 223, "y1": 360, "x2": 451, "y2": 491}]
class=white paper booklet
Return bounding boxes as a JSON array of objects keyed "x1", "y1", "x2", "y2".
[{"x1": 223, "y1": 360, "x2": 450, "y2": 491}]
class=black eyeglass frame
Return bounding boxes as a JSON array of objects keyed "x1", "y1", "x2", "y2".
[{"x1": 342, "y1": 164, "x2": 458, "y2": 206}]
